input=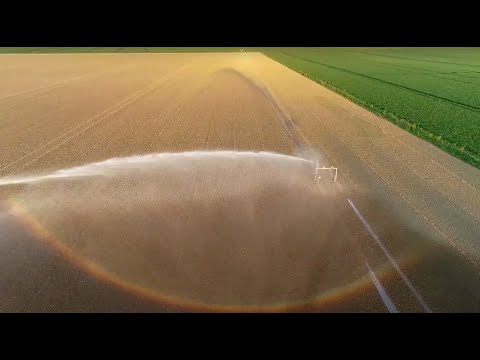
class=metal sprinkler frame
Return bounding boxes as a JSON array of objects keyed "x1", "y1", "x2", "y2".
[{"x1": 315, "y1": 161, "x2": 338, "y2": 183}]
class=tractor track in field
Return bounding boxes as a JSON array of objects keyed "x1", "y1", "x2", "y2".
[
  {"x1": 0, "y1": 63, "x2": 144, "y2": 104},
  {"x1": 281, "y1": 51, "x2": 480, "y2": 113},
  {"x1": 0, "y1": 63, "x2": 196, "y2": 175},
  {"x1": 345, "y1": 50, "x2": 480, "y2": 68}
]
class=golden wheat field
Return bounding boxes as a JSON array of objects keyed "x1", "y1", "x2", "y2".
[{"x1": 1, "y1": 52, "x2": 479, "y2": 312}]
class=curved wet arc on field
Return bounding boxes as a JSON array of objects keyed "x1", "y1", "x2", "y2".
[{"x1": 1, "y1": 150, "x2": 419, "y2": 312}]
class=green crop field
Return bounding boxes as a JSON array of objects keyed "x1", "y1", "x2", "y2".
[{"x1": 263, "y1": 48, "x2": 480, "y2": 169}]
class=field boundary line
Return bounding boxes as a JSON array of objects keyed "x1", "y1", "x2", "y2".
[
  {"x1": 310, "y1": 113, "x2": 475, "y2": 264},
  {"x1": 314, "y1": 104, "x2": 480, "y2": 218},
  {"x1": 384, "y1": 130, "x2": 480, "y2": 193},
  {"x1": 322, "y1": 100, "x2": 480, "y2": 194},
  {"x1": 375, "y1": 132, "x2": 480, "y2": 220},
  {"x1": 263, "y1": 52, "x2": 480, "y2": 168}
]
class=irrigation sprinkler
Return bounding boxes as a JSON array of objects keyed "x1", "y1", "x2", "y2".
[{"x1": 315, "y1": 161, "x2": 338, "y2": 182}]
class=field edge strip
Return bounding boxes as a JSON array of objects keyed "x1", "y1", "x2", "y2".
[{"x1": 261, "y1": 52, "x2": 480, "y2": 170}]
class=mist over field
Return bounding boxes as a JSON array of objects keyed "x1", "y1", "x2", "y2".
[
  {"x1": 0, "y1": 51, "x2": 479, "y2": 312},
  {"x1": 1, "y1": 151, "x2": 364, "y2": 309}
]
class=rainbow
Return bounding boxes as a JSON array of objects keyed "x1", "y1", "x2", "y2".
[{"x1": 6, "y1": 196, "x2": 418, "y2": 312}]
